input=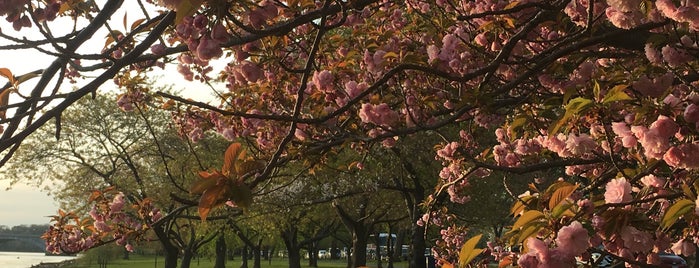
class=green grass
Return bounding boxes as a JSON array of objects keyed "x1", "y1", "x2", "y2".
[{"x1": 64, "y1": 255, "x2": 410, "y2": 268}]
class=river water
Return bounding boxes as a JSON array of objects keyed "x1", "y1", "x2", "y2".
[{"x1": 0, "y1": 251, "x2": 76, "y2": 268}]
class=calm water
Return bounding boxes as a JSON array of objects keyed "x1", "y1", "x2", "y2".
[{"x1": 0, "y1": 251, "x2": 76, "y2": 268}]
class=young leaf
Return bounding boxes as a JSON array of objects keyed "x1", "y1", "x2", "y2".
[
  {"x1": 130, "y1": 18, "x2": 147, "y2": 31},
  {"x1": 661, "y1": 199, "x2": 694, "y2": 231},
  {"x1": 198, "y1": 185, "x2": 228, "y2": 221},
  {"x1": 548, "y1": 184, "x2": 578, "y2": 210},
  {"x1": 222, "y1": 143, "x2": 242, "y2": 177},
  {"x1": 549, "y1": 97, "x2": 593, "y2": 134},
  {"x1": 0, "y1": 68, "x2": 15, "y2": 85},
  {"x1": 512, "y1": 210, "x2": 544, "y2": 230},
  {"x1": 190, "y1": 171, "x2": 224, "y2": 194},
  {"x1": 458, "y1": 234, "x2": 484, "y2": 268},
  {"x1": 602, "y1": 84, "x2": 632, "y2": 104},
  {"x1": 235, "y1": 160, "x2": 265, "y2": 178}
]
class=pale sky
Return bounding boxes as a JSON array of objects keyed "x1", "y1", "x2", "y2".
[
  {"x1": 0, "y1": 181, "x2": 58, "y2": 227},
  {"x1": 0, "y1": 4, "x2": 218, "y2": 227}
]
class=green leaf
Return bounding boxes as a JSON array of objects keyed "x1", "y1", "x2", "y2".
[
  {"x1": 516, "y1": 223, "x2": 543, "y2": 244},
  {"x1": 661, "y1": 199, "x2": 694, "y2": 231},
  {"x1": 548, "y1": 97, "x2": 593, "y2": 135},
  {"x1": 551, "y1": 201, "x2": 575, "y2": 219},
  {"x1": 512, "y1": 210, "x2": 545, "y2": 230},
  {"x1": 509, "y1": 114, "x2": 528, "y2": 135},
  {"x1": 602, "y1": 84, "x2": 632, "y2": 104},
  {"x1": 565, "y1": 97, "x2": 594, "y2": 114},
  {"x1": 458, "y1": 234, "x2": 484, "y2": 268},
  {"x1": 593, "y1": 80, "x2": 601, "y2": 101}
]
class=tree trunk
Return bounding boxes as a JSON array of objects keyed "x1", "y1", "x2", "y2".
[
  {"x1": 375, "y1": 230, "x2": 383, "y2": 268},
  {"x1": 253, "y1": 240, "x2": 262, "y2": 268},
  {"x1": 154, "y1": 226, "x2": 179, "y2": 268},
  {"x1": 393, "y1": 229, "x2": 406, "y2": 261},
  {"x1": 282, "y1": 228, "x2": 302, "y2": 268},
  {"x1": 308, "y1": 241, "x2": 318, "y2": 267},
  {"x1": 410, "y1": 223, "x2": 427, "y2": 268},
  {"x1": 240, "y1": 246, "x2": 249, "y2": 268},
  {"x1": 215, "y1": 234, "x2": 226, "y2": 268},
  {"x1": 387, "y1": 227, "x2": 394, "y2": 268},
  {"x1": 352, "y1": 225, "x2": 369, "y2": 267},
  {"x1": 180, "y1": 248, "x2": 194, "y2": 268}
]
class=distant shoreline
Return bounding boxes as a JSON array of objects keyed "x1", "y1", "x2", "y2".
[{"x1": 30, "y1": 259, "x2": 75, "y2": 268}]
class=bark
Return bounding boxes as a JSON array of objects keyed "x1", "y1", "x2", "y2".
[
  {"x1": 393, "y1": 229, "x2": 406, "y2": 261},
  {"x1": 215, "y1": 234, "x2": 226, "y2": 268},
  {"x1": 308, "y1": 241, "x2": 318, "y2": 267},
  {"x1": 409, "y1": 223, "x2": 427, "y2": 268},
  {"x1": 240, "y1": 246, "x2": 249, "y2": 268},
  {"x1": 335, "y1": 201, "x2": 371, "y2": 268},
  {"x1": 180, "y1": 248, "x2": 194, "y2": 268},
  {"x1": 352, "y1": 224, "x2": 369, "y2": 267},
  {"x1": 281, "y1": 227, "x2": 302, "y2": 268},
  {"x1": 253, "y1": 239, "x2": 262, "y2": 268},
  {"x1": 153, "y1": 226, "x2": 179, "y2": 268},
  {"x1": 375, "y1": 230, "x2": 383, "y2": 268}
]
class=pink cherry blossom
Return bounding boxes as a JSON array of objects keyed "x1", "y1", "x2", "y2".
[
  {"x1": 620, "y1": 226, "x2": 652, "y2": 253},
  {"x1": 605, "y1": 178, "x2": 632, "y2": 204},
  {"x1": 555, "y1": 221, "x2": 589, "y2": 258},
  {"x1": 640, "y1": 174, "x2": 666, "y2": 188}
]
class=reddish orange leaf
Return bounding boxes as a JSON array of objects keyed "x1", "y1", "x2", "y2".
[
  {"x1": 437, "y1": 258, "x2": 454, "y2": 268},
  {"x1": 0, "y1": 68, "x2": 14, "y2": 85},
  {"x1": 130, "y1": 18, "x2": 146, "y2": 31},
  {"x1": 222, "y1": 143, "x2": 241, "y2": 177},
  {"x1": 499, "y1": 256, "x2": 513, "y2": 268},
  {"x1": 234, "y1": 160, "x2": 264, "y2": 179},
  {"x1": 190, "y1": 171, "x2": 224, "y2": 194},
  {"x1": 197, "y1": 185, "x2": 228, "y2": 221}
]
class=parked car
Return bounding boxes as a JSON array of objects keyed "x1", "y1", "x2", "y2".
[
  {"x1": 658, "y1": 253, "x2": 688, "y2": 268},
  {"x1": 577, "y1": 252, "x2": 687, "y2": 268}
]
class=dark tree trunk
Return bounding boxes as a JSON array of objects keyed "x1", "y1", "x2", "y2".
[
  {"x1": 375, "y1": 230, "x2": 383, "y2": 268},
  {"x1": 253, "y1": 239, "x2": 262, "y2": 268},
  {"x1": 352, "y1": 224, "x2": 369, "y2": 267},
  {"x1": 282, "y1": 227, "x2": 302, "y2": 268},
  {"x1": 309, "y1": 241, "x2": 319, "y2": 267},
  {"x1": 393, "y1": 229, "x2": 406, "y2": 261},
  {"x1": 180, "y1": 248, "x2": 194, "y2": 268},
  {"x1": 387, "y1": 226, "x2": 395, "y2": 268},
  {"x1": 410, "y1": 223, "x2": 427, "y2": 268},
  {"x1": 240, "y1": 246, "x2": 249, "y2": 268},
  {"x1": 215, "y1": 234, "x2": 226, "y2": 268},
  {"x1": 154, "y1": 226, "x2": 179, "y2": 268}
]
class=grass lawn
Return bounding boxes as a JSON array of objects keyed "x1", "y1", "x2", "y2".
[{"x1": 64, "y1": 255, "x2": 411, "y2": 268}]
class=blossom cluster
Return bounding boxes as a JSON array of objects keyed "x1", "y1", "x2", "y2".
[{"x1": 43, "y1": 190, "x2": 163, "y2": 254}]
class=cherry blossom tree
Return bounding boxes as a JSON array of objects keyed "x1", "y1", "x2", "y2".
[{"x1": 5, "y1": 0, "x2": 699, "y2": 267}]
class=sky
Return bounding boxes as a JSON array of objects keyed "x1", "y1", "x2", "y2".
[
  {"x1": 0, "y1": 180, "x2": 58, "y2": 227},
  {"x1": 0, "y1": 4, "x2": 218, "y2": 227}
]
